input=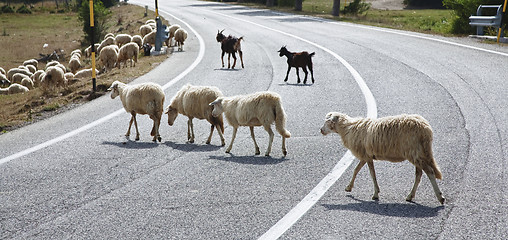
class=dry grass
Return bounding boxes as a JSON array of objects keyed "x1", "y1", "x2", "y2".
[{"x1": 0, "y1": 3, "x2": 171, "y2": 133}]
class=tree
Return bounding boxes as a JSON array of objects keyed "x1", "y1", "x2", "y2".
[
  {"x1": 295, "y1": 0, "x2": 303, "y2": 11},
  {"x1": 332, "y1": 0, "x2": 340, "y2": 16},
  {"x1": 266, "y1": 0, "x2": 274, "y2": 7},
  {"x1": 78, "y1": 0, "x2": 111, "y2": 46}
]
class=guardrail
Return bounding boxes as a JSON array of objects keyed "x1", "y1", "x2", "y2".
[{"x1": 469, "y1": 5, "x2": 503, "y2": 36}]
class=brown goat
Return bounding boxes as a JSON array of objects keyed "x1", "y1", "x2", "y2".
[
  {"x1": 216, "y1": 29, "x2": 244, "y2": 69},
  {"x1": 278, "y1": 46, "x2": 315, "y2": 84}
]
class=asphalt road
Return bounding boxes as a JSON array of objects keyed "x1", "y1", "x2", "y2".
[{"x1": 1, "y1": 0, "x2": 507, "y2": 239}]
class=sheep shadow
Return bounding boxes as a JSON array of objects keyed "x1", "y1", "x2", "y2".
[
  {"x1": 102, "y1": 140, "x2": 160, "y2": 149},
  {"x1": 214, "y1": 68, "x2": 241, "y2": 72},
  {"x1": 321, "y1": 195, "x2": 444, "y2": 218},
  {"x1": 163, "y1": 141, "x2": 223, "y2": 153},
  {"x1": 209, "y1": 154, "x2": 289, "y2": 165}
]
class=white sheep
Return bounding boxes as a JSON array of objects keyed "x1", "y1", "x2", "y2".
[
  {"x1": 68, "y1": 56, "x2": 81, "y2": 74},
  {"x1": 320, "y1": 112, "x2": 445, "y2": 204},
  {"x1": 139, "y1": 24, "x2": 153, "y2": 37},
  {"x1": 64, "y1": 72, "x2": 75, "y2": 81},
  {"x1": 7, "y1": 68, "x2": 32, "y2": 80},
  {"x1": 117, "y1": 42, "x2": 139, "y2": 69},
  {"x1": 166, "y1": 84, "x2": 225, "y2": 146},
  {"x1": 74, "y1": 68, "x2": 99, "y2": 79},
  {"x1": 108, "y1": 81, "x2": 165, "y2": 142},
  {"x1": 99, "y1": 45, "x2": 119, "y2": 72},
  {"x1": 23, "y1": 59, "x2": 38, "y2": 69},
  {"x1": 167, "y1": 24, "x2": 180, "y2": 47},
  {"x1": 12, "y1": 73, "x2": 31, "y2": 84},
  {"x1": 70, "y1": 49, "x2": 82, "y2": 59},
  {"x1": 174, "y1": 28, "x2": 188, "y2": 51},
  {"x1": 209, "y1": 91, "x2": 291, "y2": 156},
  {"x1": 26, "y1": 65, "x2": 37, "y2": 74},
  {"x1": 115, "y1": 33, "x2": 132, "y2": 47},
  {"x1": 0, "y1": 83, "x2": 29, "y2": 95},
  {"x1": 20, "y1": 77, "x2": 34, "y2": 90},
  {"x1": 142, "y1": 30, "x2": 156, "y2": 46},
  {"x1": 98, "y1": 36, "x2": 116, "y2": 54},
  {"x1": 41, "y1": 66, "x2": 66, "y2": 91},
  {"x1": 31, "y1": 70, "x2": 45, "y2": 87},
  {"x1": 131, "y1": 35, "x2": 143, "y2": 49},
  {"x1": 84, "y1": 43, "x2": 100, "y2": 58},
  {"x1": 0, "y1": 67, "x2": 6, "y2": 75},
  {"x1": 105, "y1": 33, "x2": 115, "y2": 39}
]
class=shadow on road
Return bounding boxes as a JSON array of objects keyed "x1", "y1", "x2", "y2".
[
  {"x1": 208, "y1": 154, "x2": 289, "y2": 165},
  {"x1": 101, "y1": 140, "x2": 159, "y2": 149},
  {"x1": 321, "y1": 195, "x2": 444, "y2": 218},
  {"x1": 163, "y1": 141, "x2": 223, "y2": 152}
]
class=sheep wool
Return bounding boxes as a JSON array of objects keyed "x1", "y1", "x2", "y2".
[
  {"x1": 320, "y1": 112, "x2": 445, "y2": 204},
  {"x1": 99, "y1": 45, "x2": 119, "y2": 72},
  {"x1": 117, "y1": 42, "x2": 139, "y2": 69},
  {"x1": 108, "y1": 81, "x2": 165, "y2": 142},
  {"x1": 166, "y1": 84, "x2": 225, "y2": 146},
  {"x1": 174, "y1": 28, "x2": 188, "y2": 51}
]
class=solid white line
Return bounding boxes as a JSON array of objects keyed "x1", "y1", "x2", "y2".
[
  {"x1": 0, "y1": 9, "x2": 205, "y2": 166},
  {"x1": 199, "y1": 6, "x2": 378, "y2": 240}
]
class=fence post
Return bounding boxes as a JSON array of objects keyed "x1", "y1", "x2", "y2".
[
  {"x1": 89, "y1": 0, "x2": 97, "y2": 92},
  {"x1": 497, "y1": 0, "x2": 507, "y2": 43}
]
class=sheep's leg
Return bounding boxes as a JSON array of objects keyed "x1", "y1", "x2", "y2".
[
  {"x1": 221, "y1": 51, "x2": 225, "y2": 67},
  {"x1": 227, "y1": 53, "x2": 231, "y2": 69},
  {"x1": 132, "y1": 113, "x2": 140, "y2": 141},
  {"x1": 263, "y1": 125, "x2": 274, "y2": 157},
  {"x1": 151, "y1": 116, "x2": 161, "y2": 142},
  {"x1": 346, "y1": 160, "x2": 366, "y2": 192},
  {"x1": 295, "y1": 67, "x2": 301, "y2": 84},
  {"x1": 187, "y1": 118, "x2": 194, "y2": 143},
  {"x1": 239, "y1": 50, "x2": 244, "y2": 68},
  {"x1": 282, "y1": 137, "x2": 287, "y2": 156},
  {"x1": 302, "y1": 67, "x2": 309, "y2": 84},
  {"x1": 231, "y1": 52, "x2": 237, "y2": 69},
  {"x1": 250, "y1": 126, "x2": 261, "y2": 155},
  {"x1": 367, "y1": 161, "x2": 380, "y2": 200},
  {"x1": 406, "y1": 167, "x2": 423, "y2": 202},
  {"x1": 126, "y1": 116, "x2": 134, "y2": 137},
  {"x1": 206, "y1": 124, "x2": 214, "y2": 144},
  {"x1": 216, "y1": 124, "x2": 226, "y2": 146},
  {"x1": 284, "y1": 65, "x2": 291, "y2": 82},
  {"x1": 226, "y1": 127, "x2": 238, "y2": 153},
  {"x1": 424, "y1": 168, "x2": 445, "y2": 204}
]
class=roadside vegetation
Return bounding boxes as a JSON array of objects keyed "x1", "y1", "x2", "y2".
[{"x1": 0, "y1": 1, "x2": 170, "y2": 133}]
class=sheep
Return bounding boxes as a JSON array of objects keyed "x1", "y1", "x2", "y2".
[
  {"x1": 84, "y1": 43, "x2": 100, "y2": 58},
  {"x1": 115, "y1": 33, "x2": 132, "y2": 47},
  {"x1": 145, "y1": 19, "x2": 156, "y2": 25},
  {"x1": 209, "y1": 91, "x2": 291, "y2": 156},
  {"x1": 139, "y1": 24, "x2": 153, "y2": 37},
  {"x1": 26, "y1": 65, "x2": 37, "y2": 74},
  {"x1": 0, "y1": 67, "x2": 5, "y2": 75},
  {"x1": 99, "y1": 45, "x2": 119, "y2": 72},
  {"x1": 74, "y1": 68, "x2": 99, "y2": 79},
  {"x1": 131, "y1": 35, "x2": 143, "y2": 49},
  {"x1": 97, "y1": 36, "x2": 116, "y2": 54},
  {"x1": 142, "y1": 30, "x2": 156, "y2": 46},
  {"x1": 216, "y1": 29, "x2": 244, "y2": 69},
  {"x1": 23, "y1": 59, "x2": 38, "y2": 69},
  {"x1": 64, "y1": 72, "x2": 75, "y2": 81},
  {"x1": 166, "y1": 84, "x2": 225, "y2": 146},
  {"x1": 71, "y1": 49, "x2": 82, "y2": 57},
  {"x1": 174, "y1": 28, "x2": 188, "y2": 51},
  {"x1": 20, "y1": 77, "x2": 34, "y2": 90},
  {"x1": 68, "y1": 56, "x2": 81, "y2": 74},
  {"x1": 320, "y1": 112, "x2": 445, "y2": 204},
  {"x1": 108, "y1": 81, "x2": 165, "y2": 142},
  {"x1": 104, "y1": 33, "x2": 115, "y2": 39},
  {"x1": 278, "y1": 46, "x2": 315, "y2": 84},
  {"x1": 117, "y1": 42, "x2": 139, "y2": 69},
  {"x1": 167, "y1": 24, "x2": 180, "y2": 47},
  {"x1": 12, "y1": 73, "x2": 31, "y2": 84},
  {"x1": 7, "y1": 68, "x2": 32, "y2": 80},
  {"x1": 31, "y1": 70, "x2": 44, "y2": 87},
  {"x1": 41, "y1": 66, "x2": 66, "y2": 91},
  {"x1": 0, "y1": 83, "x2": 29, "y2": 95}
]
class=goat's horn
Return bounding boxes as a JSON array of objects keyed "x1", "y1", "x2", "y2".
[{"x1": 220, "y1": 29, "x2": 225, "y2": 33}]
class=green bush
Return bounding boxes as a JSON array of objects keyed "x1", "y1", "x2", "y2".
[
  {"x1": 78, "y1": 0, "x2": 111, "y2": 46},
  {"x1": 342, "y1": 0, "x2": 371, "y2": 15},
  {"x1": 1, "y1": 5, "x2": 15, "y2": 13},
  {"x1": 16, "y1": 5, "x2": 32, "y2": 14}
]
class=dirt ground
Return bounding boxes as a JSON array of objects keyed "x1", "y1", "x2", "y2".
[{"x1": 365, "y1": 0, "x2": 405, "y2": 10}]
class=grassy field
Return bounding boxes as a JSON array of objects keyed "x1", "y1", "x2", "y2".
[{"x1": 0, "y1": 3, "x2": 170, "y2": 133}]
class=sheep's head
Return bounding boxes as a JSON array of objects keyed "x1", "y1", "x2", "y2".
[
  {"x1": 320, "y1": 112, "x2": 341, "y2": 135},
  {"x1": 108, "y1": 81, "x2": 120, "y2": 99},
  {"x1": 278, "y1": 46, "x2": 288, "y2": 57},
  {"x1": 216, "y1": 29, "x2": 225, "y2": 43},
  {"x1": 209, "y1": 98, "x2": 224, "y2": 117},
  {"x1": 165, "y1": 106, "x2": 178, "y2": 126}
]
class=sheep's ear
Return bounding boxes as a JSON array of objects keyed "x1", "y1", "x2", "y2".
[
  {"x1": 209, "y1": 98, "x2": 221, "y2": 106},
  {"x1": 326, "y1": 113, "x2": 339, "y2": 123}
]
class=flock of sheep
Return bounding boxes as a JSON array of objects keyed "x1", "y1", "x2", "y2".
[
  {"x1": 0, "y1": 19, "x2": 188, "y2": 95},
  {"x1": 109, "y1": 81, "x2": 445, "y2": 204}
]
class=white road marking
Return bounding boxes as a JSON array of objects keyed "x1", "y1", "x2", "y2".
[
  {"x1": 0, "y1": 10, "x2": 205, "y2": 166},
  {"x1": 198, "y1": 6, "x2": 377, "y2": 240}
]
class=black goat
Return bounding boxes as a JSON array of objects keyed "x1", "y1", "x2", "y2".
[
  {"x1": 278, "y1": 46, "x2": 315, "y2": 84},
  {"x1": 216, "y1": 29, "x2": 244, "y2": 69}
]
